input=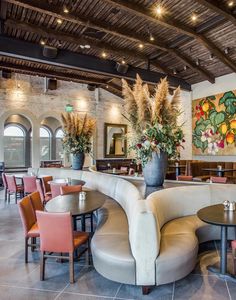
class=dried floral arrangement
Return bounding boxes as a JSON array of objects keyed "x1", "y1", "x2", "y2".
[
  {"x1": 122, "y1": 75, "x2": 185, "y2": 166},
  {"x1": 61, "y1": 112, "x2": 96, "y2": 154}
]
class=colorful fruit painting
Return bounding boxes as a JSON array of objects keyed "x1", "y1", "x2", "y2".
[{"x1": 192, "y1": 90, "x2": 236, "y2": 155}]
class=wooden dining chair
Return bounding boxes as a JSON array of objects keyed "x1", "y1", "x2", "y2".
[
  {"x1": 210, "y1": 176, "x2": 227, "y2": 184},
  {"x1": 30, "y1": 191, "x2": 44, "y2": 216},
  {"x1": 18, "y1": 196, "x2": 40, "y2": 263},
  {"x1": 36, "y1": 211, "x2": 89, "y2": 283},
  {"x1": 41, "y1": 176, "x2": 53, "y2": 197}
]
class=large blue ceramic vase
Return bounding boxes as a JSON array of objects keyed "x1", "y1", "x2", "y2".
[
  {"x1": 143, "y1": 151, "x2": 168, "y2": 187},
  {"x1": 72, "y1": 153, "x2": 85, "y2": 170}
]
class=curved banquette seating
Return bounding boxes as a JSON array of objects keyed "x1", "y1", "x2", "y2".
[
  {"x1": 29, "y1": 168, "x2": 236, "y2": 290},
  {"x1": 146, "y1": 184, "x2": 236, "y2": 286},
  {"x1": 29, "y1": 168, "x2": 153, "y2": 285}
]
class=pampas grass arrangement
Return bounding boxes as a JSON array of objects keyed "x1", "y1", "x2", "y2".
[
  {"x1": 61, "y1": 112, "x2": 96, "y2": 154},
  {"x1": 122, "y1": 75, "x2": 184, "y2": 166}
]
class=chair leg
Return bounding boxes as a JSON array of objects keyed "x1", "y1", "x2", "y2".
[
  {"x1": 4, "y1": 189, "x2": 7, "y2": 202},
  {"x1": 40, "y1": 251, "x2": 45, "y2": 281},
  {"x1": 90, "y1": 213, "x2": 93, "y2": 233},
  {"x1": 15, "y1": 192, "x2": 17, "y2": 204},
  {"x1": 25, "y1": 237, "x2": 28, "y2": 263},
  {"x1": 232, "y1": 248, "x2": 236, "y2": 275},
  {"x1": 87, "y1": 239, "x2": 91, "y2": 264},
  {"x1": 69, "y1": 252, "x2": 74, "y2": 284},
  {"x1": 142, "y1": 286, "x2": 151, "y2": 295},
  {"x1": 31, "y1": 237, "x2": 36, "y2": 252},
  {"x1": 8, "y1": 192, "x2": 10, "y2": 204}
]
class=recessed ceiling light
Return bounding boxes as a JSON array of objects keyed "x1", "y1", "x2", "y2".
[
  {"x1": 84, "y1": 45, "x2": 91, "y2": 49},
  {"x1": 150, "y1": 35, "x2": 155, "y2": 41},
  {"x1": 80, "y1": 45, "x2": 85, "y2": 49},
  {"x1": 121, "y1": 59, "x2": 126, "y2": 64},
  {"x1": 63, "y1": 6, "x2": 69, "y2": 13},
  {"x1": 40, "y1": 40, "x2": 46, "y2": 45},
  {"x1": 183, "y1": 65, "x2": 187, "y2": 71},
  {"x1": 139, "y1": 43, "x2": 144, "y2": 49},
  {"x1": 173, "y1": 68, "x2": 177, "y2": 75},
  {"x1": 195, "y1": 59, "x2": 200, "y2": 66},
  {"x1": 57, "y1": 19, "x2": 62, "y2": 24},
  {"x1": 191, "y1": 14, "x2": 198, "y2": 21},
  {"x1": 102, "y1": 51, "x2": 107, "y2": 58},
  {"x1": 156, "y1": 6, "x2": 163, "y2": 16},
  {"x1": 228, "y1": 1, "x2": 234, "y2": 7}
]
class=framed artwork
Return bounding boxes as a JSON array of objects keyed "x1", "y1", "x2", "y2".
[{"x1": 192, "y1": 90, "x2": 236, "y2": 155}]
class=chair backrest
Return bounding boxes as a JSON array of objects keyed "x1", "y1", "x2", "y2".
[
  {"x1": 41, "y1": 176, "x2": 53, "y2": 194},
  {"x1": 36, "y1": 179, "x2": 45, "y2": 203},
  {"x1": 18, "y1": 196, "x2": 36, "y2": 236},
  {"x1": 50, "y1": 182, "x2": 67, "y2": 198},
  {"x1": 128, "y1": 168, "x2": 135, "y2": 175},
  {"x1": 177, "y1": 175, "x2": 193, "y2": 181},
  {"x1": 5, "y1": 175, "x2": 17, "y2": 192},
  {"x1": 60, "y1": 185, "x2": 82, "y2": 195},
  {"x1": 210, "y1": 176, "x2": 227, "y2": 183},
  {"x1": 30, "y1": 191, "x2": 44, "y2": 214},
  {"x1": 23, "y1": 176, "x2": 37, "y2": 194},
  {"x1": 36, "y1": 211, "x2": 74, "y2": 253},
  {"x1": 120, "y1": 167, "x2": 128, "y2": 172},
  {"x1": 2, "y1": 173, "x2": 7, "y2": 189}
]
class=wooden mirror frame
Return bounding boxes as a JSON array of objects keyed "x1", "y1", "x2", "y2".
[{"x1": 104, "y1": 123, "x2": 127, "y2": 158}]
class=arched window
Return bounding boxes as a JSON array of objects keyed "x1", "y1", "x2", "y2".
[
  {"x1": 4, "y1": 125, "x2": 26, "y2": 167},
  {"x1": 40, "y1": 127, "x2": 51, "y2": 160},
  {"x1": 55, "y1": 128, "x2": 64, "y2": 160}
]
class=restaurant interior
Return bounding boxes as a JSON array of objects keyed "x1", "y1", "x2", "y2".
[{"x1": 0, "y1": 0, "x2": 236, "y2": 299}]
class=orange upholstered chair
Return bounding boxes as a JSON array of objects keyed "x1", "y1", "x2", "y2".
[
  {"x1": 18, "y1": 196, "x2": 40, "y2": 263},
  {"x1": 210, "y1": 176, "x2": 227, "y2": 183},
  {"x1": 41, "y1": 176, "x2": 53, "y2": 197},
  {"x1": 5, "y1": 174, "x2": 24, "y2": 203},
  {"x1": 177, "y1": 175, "x2": 193, "y2": 181},
  {"x1": 36, "y1": 211, "x2": 89, "y2": 283},
  {"x1": 36, "y1": 179, "x2": 51, "y2": 204},
  {"x1": 50, "y1": 182, "x2": 67, "y2": 198},
  {"x1": 23, "y1": 176, "x2": 37, "y2": 195},
  {"x1": 30, "y1": 191, "x2": 44, "y2": 216},
  {"x1": 60, "y1": 185, "x2": 82, "y2": 195}
]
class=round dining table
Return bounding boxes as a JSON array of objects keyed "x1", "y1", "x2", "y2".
[
  {"x1": 48, "y1": 178, "x2": 86, "y2": 186},
  {"x1": 197, "y1": 204, "x2": 236, "y2": 282},
  {"x1": 45, "y1": 190, "x2": 107, "y2": 231}
]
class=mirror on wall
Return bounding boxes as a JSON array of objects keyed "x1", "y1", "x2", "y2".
[{"x1": 104, "y1": 123, "x2": 127, "y2": 158}]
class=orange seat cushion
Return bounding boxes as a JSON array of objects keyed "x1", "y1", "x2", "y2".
[
  {"x1": 27, "y1": 223, "x2": 40, "y2": 238},
  {"x1": 73, "y1": 231, "x2": 89, "y2": 249}
]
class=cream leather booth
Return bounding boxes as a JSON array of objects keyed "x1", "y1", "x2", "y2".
[{"x1": 29, "y1": 168, "x2": 236, "y2": 290}]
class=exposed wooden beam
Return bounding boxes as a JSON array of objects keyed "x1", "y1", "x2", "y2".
[
  {"x1": 0, "y1": 59, "x2": 108, "y2": 85},
  {"x1": 5, "y1": 19, "x2": 169, "y2": 74},
  {"x1": 0, "y1": 0, "x2": 7, "y2": 34},
  {"x1": 194, "y1": 0, "x2": 236, "y2": 26},
  {"x1": 103, "y1": 0, "x2": 236, "y2": 74},
  {"x1": 0, "y1": 36, "x2": 191, "y2": 90},
  {"x1": 3, "y1": 0, "x2": 214, "y2": 83}
]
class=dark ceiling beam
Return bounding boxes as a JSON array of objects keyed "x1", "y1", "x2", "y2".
[
  {"x1": 5, "y1": 19, "x2": 169, "y2": 74},
  {"x1": 149, "y1": 15, "x2": 226, "y2": 62},
  {"x1": 0, "y1": 36, "x2": 191, "y2": 90},
  {"x1": 3, "y1": 0, "x2": 214, "y2": 83},
  {"x1": 0, "y1": 0, "x2": 7, "y2": 34},
  {"x1": 194, "y1": 0, "x2": 236, "y2": 26},
  {"x1": 0, "y1": 59, "x2": 108, "y2": 85},
  {"x1": 103, "y1": 0, "x2": 236, "y2": 74}
]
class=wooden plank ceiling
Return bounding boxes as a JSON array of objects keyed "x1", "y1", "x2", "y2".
[{"x1": 0, "y1": 0, "x2": 235, "y2": 96}]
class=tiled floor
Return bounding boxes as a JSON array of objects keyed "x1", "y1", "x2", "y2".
[{"x1": 0, "y1": 189, "x2": 236, "y2": 300}]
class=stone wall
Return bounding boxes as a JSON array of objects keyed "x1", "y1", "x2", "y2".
[{"x1": 0, "y1": 73, "x2": 128, "y2": 167}]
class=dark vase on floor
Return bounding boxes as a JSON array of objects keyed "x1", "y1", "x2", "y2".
[
  {"x1": 72, "y1": 153, "x2": 85, "y2": 170},
  {"x1": 143, "y1": 151, "x2": 168, "y2": 187}
]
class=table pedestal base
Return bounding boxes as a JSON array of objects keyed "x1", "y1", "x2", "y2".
[{"x1": 207, "y1": 266, "x2": 236, "y2": 282}]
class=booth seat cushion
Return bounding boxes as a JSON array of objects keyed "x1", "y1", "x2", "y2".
[
  {"x1": 91, "y1": 234, "x2": 136, "y2": 284},
  {"x1": 96, "y1": 199, "x2": 129, "y2": 235}
]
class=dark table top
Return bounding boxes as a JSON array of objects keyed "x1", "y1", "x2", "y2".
[
  {"x1": 102, "y1": 169, "x2": 128, "y2": 175},
  {"x1": 202, "y1": 168, "x2": 236, "y2": 172},
  {"x1": 45, "y1": 190, "x2": 107, "y2": 216},
  {"x1": 48, "y1": 178, "x2": 85, "y2": 186},
  {"x1": 197, "y1": 204, "x2": 236, "y2": 227},
  {"x1": 169, "y1": 165, "x2": 186, "y2": 168}
]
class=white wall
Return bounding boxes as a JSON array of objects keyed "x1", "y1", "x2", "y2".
[{"x1": 186, "y1": 73, "x2": 236, "y2": 161}]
